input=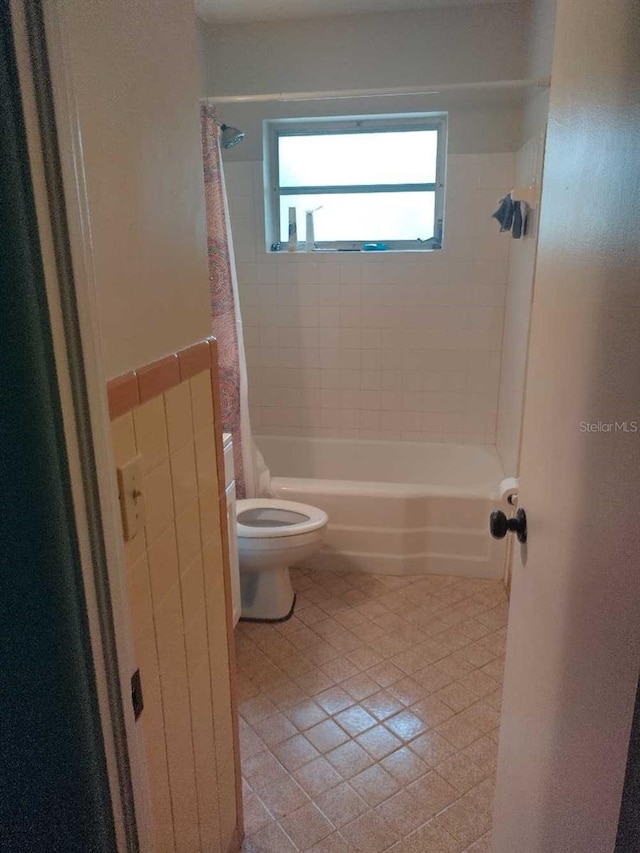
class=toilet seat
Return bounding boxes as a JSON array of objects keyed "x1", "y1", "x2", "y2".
[{"x1": 237, "y1": 499, "x2": 327, "y2": 539}]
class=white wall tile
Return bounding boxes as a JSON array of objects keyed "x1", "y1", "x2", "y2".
[{"x1": 227, "y1": 153, "x2": 515, "y2": 444}]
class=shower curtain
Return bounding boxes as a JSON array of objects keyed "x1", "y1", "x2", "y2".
[{"x1": 200, "y1": 104, "x2": 268, "y2": 499}]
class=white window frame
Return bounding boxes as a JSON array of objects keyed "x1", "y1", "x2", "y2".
[{"x1": 265, "y1": 113, "x2": 447, "y2": 253}]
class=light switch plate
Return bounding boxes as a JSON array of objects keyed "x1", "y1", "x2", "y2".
[{"x1": 117, "y1": 454, "x2": 145, "y2": 542}]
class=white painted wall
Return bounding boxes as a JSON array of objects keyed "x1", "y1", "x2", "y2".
[
  {"x1": 526, "y1": 0, "x2": 557, "y2": 78},
  {"x1": 60, "y1": 0, "x2": 211, "y2": 379},
  {"x1": 199, "y1": 4, "x2": 529, "y2": 98},
  {"x1": 496, "y1": 131, "x2": 545, "y2": 475},
  {"x1": 496, "y1": 0, "x2": 556, "y2": 470},
  {"x1": 520, "y1": 0, "x2": 556, "y2": 143},
  {"x1": 213, "y1": 95, "x2": 524, "y2": 164}
]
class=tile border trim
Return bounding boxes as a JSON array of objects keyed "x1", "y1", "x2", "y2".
[{"x1": 107, "y1": 336, "x2": 217, "y2": 420}]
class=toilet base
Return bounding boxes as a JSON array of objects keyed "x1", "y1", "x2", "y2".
[
  {"x1": 239, "y1": 565, "x2": 296, "y2": 622},
  {"x1": 240, "y1": 593, "x2": 297, "y2": 624}
]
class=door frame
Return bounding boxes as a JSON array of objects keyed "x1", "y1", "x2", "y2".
[{"x1": 11, "y1": 3, "x2": 151, "y2": 849}]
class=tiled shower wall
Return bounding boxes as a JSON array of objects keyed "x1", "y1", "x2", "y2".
[{"x1": 226, "y1": 153, "x2": 514, "y2": 444}]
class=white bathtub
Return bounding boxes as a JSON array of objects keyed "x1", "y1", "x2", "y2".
[{"x1": 257, "y1": 435, "x2": 507, "y2": 579}]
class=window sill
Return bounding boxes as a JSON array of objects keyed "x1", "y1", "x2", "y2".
[{"x1": 268, "y1": 247, "x2": 443, "y2": 256}]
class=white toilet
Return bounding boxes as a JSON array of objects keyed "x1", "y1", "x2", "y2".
[{"x1": 236, "y1": 498, "x2": 328, "y2": 621}]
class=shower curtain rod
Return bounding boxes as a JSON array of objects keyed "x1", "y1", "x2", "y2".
[{"x1": 202, "y1": 78, "x2": 550, "y2": 105}]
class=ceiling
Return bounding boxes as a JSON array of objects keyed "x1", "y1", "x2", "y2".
[{"x1": 196, "y1": 0, "x2": 526, "y2": 26}]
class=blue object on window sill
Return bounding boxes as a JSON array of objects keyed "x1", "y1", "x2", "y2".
[{"x1": 362, "y1": 242, "x2": 388, "y2": 251}]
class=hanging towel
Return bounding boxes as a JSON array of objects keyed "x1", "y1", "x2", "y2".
[
  {"x1": 512, "y1": 200, "x2": 523, "y2": 238},
  {"x1": 492, "y1": 193, "x2": 515, "y2": 232}
]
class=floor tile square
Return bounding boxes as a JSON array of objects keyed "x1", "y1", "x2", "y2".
[
  {"x1": 321, "y1": 657, "x2": 361, "y2": 683},
  {"x1": 435, "y1": 715, "x2": 483, "y2": 750},
  {"x1": 268, "y1": 680, "x2": 308, "y2": 710},
  {"x1": 385, "y1": 710, "x2": 428, "y2": 741},
  {"x1": 410, "y1": 694, "x2": 456, "y2": 728},
  {"x1": 361, "y1": 689, "x2": 404, "y2": 721},
  {"x1": 340, "y1": 810, "x2": 398, "y2": 853},
  {"x1": 486, "y1": 686, "x2": 503, "y2": 712},
  {"x1": 334, "y1": 608, "x2": 367, "y2": 629},
  {"x1": 315, "y1": 782, "x2": 369, "y2": 828},
  {"x1": 293, "y1": 756, "x2": 343, "y2": 797},
  {"x1": 433, "y1": 794, "x2": 493, "y2": 847},
  {"x1": 297, "y1": 605, "x2": 331, "y2": 626},
  {"x1": 315, "y1": 686, "x2": 355, "y2": 715},
  {"x1": 314, "y1": 616, "x2": 350, "y2": 639},
  {"x1": 405, "y1": 771, "x2": 459, "y2": 820},
  {"x1": 481, "y1": 656, "x2": 505, "y2": 682},
  {"x1": 374, "y1": 788, "x2": 426, "y2": 836},
  {"x1": 349, "y1": 764, "x2": 400, "y2": 807},
  {"x1": 295, "y1": 668, "x2": 336, "y2": 697},
  {"x1": 455, "y1": 700, "x2": 501, "y2": 734},
  {"x1": 436, "y1": 753, "x2": 488, "y2": 794},
  {"x1": 435, "y1": 680, "x2": 480, "y2": 713},
  {"x1": 345, "y1": 645, "x2": 384, "y2": 671},
  {"x1": 328, "y1": 630, "x2": 363, "y2": 654},
  {"x1": 240, "y1": 694, "x2": 279, "y2": 725},
  {"x1": 385, "y1": 819, "x2": 463, "y2": 853},
  {"x1": 334, "y1": 705, "x2": 378, "y2": 737},
  {"x1": 272, "y1": 733, "x2": 320, "y2": 772},
  {"x1": 387, "y1": 677, "x2": 427, "y2": 706},
  {"x1": 367, "y1": 661, "x2": 404, "y2": 688},
  {"x1": 355, "y1": 724, "x2": 403, "y2": 760},
  {"x1": 308, "y1": 832, "x2": 357, "y2": 853},
  {"x1": 381, "y1": 746, "x2": 429, "y2": 785},
  {"x1": 255, "y1": 774, "x2": 310, "y2": 819},
  {"x1": 241, "y1": 820, "x2": 298, "y2": 853},
  {"x1": 325, "y1": 741, "x2": 375, "y2": 779},
  {"x1": 412, "y1": 664, "x2": 454, "y2": 694},
  {"x1": 281, "y1": 653, "x2": 315, "y2": 679},
  {"x1": 280, "y1": 802, "x2": 335, "y2": 850},
  {"x1": 252, "y1": 711, "x2": 298, "y2": 747},
  {"x1": 408, "y1": 731, "x2": 457, "y2": 767},
  {"x1": 320, "y1": 597, "x2": 351, "y2": 616},
  {"x1": 306, "y1": 719, "x2": 350, "y2": 753},
  {"x1": 285, "y1": 699, "x2": 329, "y2": 731},
  {"x1": 341, "y1": 672, "x2": 380, "y2": 701},
  {"x1": 456, "y1": 669, "x2": 500, "y2": 700},
  {"x1": 307, "y1": 640, "x2": 343, "y2": 666},
  {"x1": 461, "y1": 736, "x2": 498, "y2": 775},
  {"x1": 243, "y1": 790, "x2": 272, "y2": 836},
  {"x1": 242, "y1": 750, "x2": 287, "y2": 787},
  {"x1": 465, "y1": 833, "x2": 492, "y2": 852},
  {"x1": 239, "y1": 725, "x2": 267, "y2": 761}
]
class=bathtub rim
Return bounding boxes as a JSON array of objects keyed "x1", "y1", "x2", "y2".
[
  {"x1": 271, "y1": 474, "x2": 501, "y2": 501},
  {"x1": 257, "y1": 434, "x2": 505, "y2": 498}
]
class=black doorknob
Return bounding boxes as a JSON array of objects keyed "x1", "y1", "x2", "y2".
[{"x1": 489, "y1": 508, "x2": 527, "y2": 544}]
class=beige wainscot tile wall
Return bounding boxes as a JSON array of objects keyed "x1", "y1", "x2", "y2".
[{"x1": 109, "y1": 339, "x2": 241, "y2": 853}]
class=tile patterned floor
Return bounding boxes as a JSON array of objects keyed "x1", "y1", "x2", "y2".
[{"x1": 236, "y1": 567, "x2": 508, "y2": 853}]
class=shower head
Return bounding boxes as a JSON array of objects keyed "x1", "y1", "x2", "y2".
[{"x1": 220, "y1": 123, "x2": 245, "y2": 149}]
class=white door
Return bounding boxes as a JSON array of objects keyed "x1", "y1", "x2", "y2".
[{"x1": 492, "y1": 1, "x2": 640, "y2": 850}]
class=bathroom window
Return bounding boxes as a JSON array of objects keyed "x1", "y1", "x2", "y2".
[{"x1": 265, "y1": 114, "x2": 447, "y2": 252}]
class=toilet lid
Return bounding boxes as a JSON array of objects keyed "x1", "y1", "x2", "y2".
[{"x1": 236, "y1": 498, "x2": 328, "y2": 539}]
